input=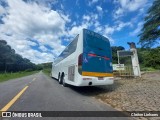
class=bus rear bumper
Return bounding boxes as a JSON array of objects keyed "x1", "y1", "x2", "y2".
[{"x1": 76, "y1": 77, "x2": 114, "y2": 86}]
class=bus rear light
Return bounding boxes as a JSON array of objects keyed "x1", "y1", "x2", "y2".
[
  {"x1": 88, "y1": 53, "x2": 97, "y2": 57},
  {"x1": 78, "y1": 53, "x2": 83, "y2": 75},
  {"x1": 83, "y1": 78, "x2": 92, "y2": 80},
  {"x1": 78, "y1": 53, "x2": 83, "y2": 66},
  {"x1": 88, "y1": 53, "x2": 110, "y2": 60}
]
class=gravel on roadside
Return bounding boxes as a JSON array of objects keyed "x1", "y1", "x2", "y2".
[{"x1": 94, "y1": 72, "x2": 160, "y2": 120}]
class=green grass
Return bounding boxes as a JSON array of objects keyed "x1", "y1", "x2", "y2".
[
  {"x1": 42, "y1": 68, "x2": 51, "y2": 76},
  {"x1": 0, "y1": 71, "x2": 39, "y2": 83},
  {"x1": 140, "y1": 67, "x2": 157, "y2": 71}
]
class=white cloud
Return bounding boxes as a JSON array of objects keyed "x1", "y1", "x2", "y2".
[
  {"x1": 69, "y1": 24, "x2": 88, "y2": 36},
  {"x1": 30, "y1": 0, "x2": 58, "y2": 6},
  {"x1": 95, "y1": 26, "x2": 102, "y2": 33},
  {"x1": 101, "y1": 21, "x2": 132, "y2": 36},
  {"x1": 93, "y1": 23, "x2": 115, "y2": 43},
  {"x1": 115, "y1": 21, "x2": 132, "y2": 31},
  {"x1": 83, "y1": 15, "x2": 90, "y2": 21},
  {"x1": 130, "y1": 22, "x2": 143, "y2": 36},
  {"x1": 68, "y1": 13, "x2": 98, "y2": 36},
  {"x1": 104, "y1": 25, "x2": 115, "y2": 35},
  {"x1": 0, "y1": 5, "x2": 6, "y2": 15},
  {"x1": 113, "y1": 8, "x2": 124, "y2": 19},
  {"x1": 121, "y1": 0, "x2": 147, "y2": 12},
  {"x1": 0, "y1": 0, "x2": 69, "y2": 63},
  {"x1": 88, "y1": 0, "x2": 98, "y2": 6},
  {"x1": 91, "y1": 13, "x2": 98, "y2": 20},
  {"x1": 39, "y1": 45, "x2": 48, "y2": 52},
  {"x1": 96, "y1": 6, "x2": 102, "y2": 13},
  {"x1": 113, "y1": 0, "x2": 147, "y2": 19},
  {"x1": 23, "y1": 49, "x2": 54, "y2": 63},
  {"x1": 80, "y1": 13, "x2": 132, "y2": 44},
  {"x1": 92, "y1": 0, "x2": 98, "y2": 3}
]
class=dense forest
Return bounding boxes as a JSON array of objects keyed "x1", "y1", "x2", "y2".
[
  {"x1": 0, "y1": 40, "x2": 37, "y2": 73},
  {"x1": 0, "y1": 39, "x2": 53, "y2": 73},
  {"x1": 137, "y1": 47, "x2": 160, "y2": 70}
]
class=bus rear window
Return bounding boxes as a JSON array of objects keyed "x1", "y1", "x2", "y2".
[
  {"x1": 84, "y1": 34, "x2": 110, "y2": 51},
  {"x1": 82, "y1": 29, "x2": 113, "y2": 74}
]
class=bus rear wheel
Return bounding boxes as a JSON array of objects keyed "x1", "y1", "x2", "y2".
[
  {"x1": 58, "y1": 73, "x2": 62, "y2": 84},
  {"x1": 61, "y1": 73, "x2": 67, "y2": 87}
]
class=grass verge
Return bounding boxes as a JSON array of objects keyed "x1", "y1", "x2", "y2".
[
  {"x1": 0, "y1": 71, "x2": 39, "y2": 83},
  {"x1": 42, "y1": 68, "x2": 51, "y2": 76}
]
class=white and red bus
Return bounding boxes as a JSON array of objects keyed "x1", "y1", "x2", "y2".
[{"x1": 51, "y1": 29, "x2": 114, "y2": 86}]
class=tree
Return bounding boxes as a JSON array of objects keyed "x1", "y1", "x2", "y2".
[
  {"x1": 143, "y1": 47, "x2": 160, "y2": 69},
  {"x1": 137, "y1": 47, "x2": 160, "y2": 69},
  {"x1": 111, "y1": 46, "x2": 125, "y2": 63},
  {"x1": 139, "y1": 0, "x2": 160, "y2": 47},
  {"x1": 0, "y1": 40, "x2": 37, "y2": 72},
  {"x1": 0, "y1": 40, "x2": 15, "y2": 72}
]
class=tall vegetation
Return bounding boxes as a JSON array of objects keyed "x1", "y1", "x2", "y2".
[
  {"x1": 111, "y1": 46, "x2": 160, "y2": 70},
  {"x1": 0, "y1": 40, "x2": 37, "y2": 73},
  {"x1": 139, "y1": 0, "x2": 160, "y2": 47},
  {"x1": 137, "y1": 47, "x2": 160, "y2": 69},
  {"x1": 111, "y1": 46, "x2": 125, "y2": 64}
]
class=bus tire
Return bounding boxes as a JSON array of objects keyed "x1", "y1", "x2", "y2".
[
  {"x1": 62, "y1": 74, "x2": 67, "y2": 87},
  {"x1": 58, "y1": 73, "x2": 62, "y2": 84}
]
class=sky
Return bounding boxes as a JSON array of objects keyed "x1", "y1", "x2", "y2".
[{"x1": 0, "y1": 0, "x2": 154, "y2": 64}]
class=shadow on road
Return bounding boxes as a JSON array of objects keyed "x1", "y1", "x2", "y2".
[
  {"x1": 67, "y1": 82, "x2": 122, "y2": 96},
  {"x1": 68, "y1": 86, "x2": 111, "y2": 96},
  {"x1": 50, "y1": 77, "x2": 122, "y2": 96}
]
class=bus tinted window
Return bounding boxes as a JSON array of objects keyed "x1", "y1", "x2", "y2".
[
  {"x1": 68, "y1": 36, "x2": 78, "y2": 55},
  {"x1": 84, "y1": 30, "x2": 110, "y2": 52},
  {"x1": 54, "y1": 35, "x2": 79, "y2": 64}
]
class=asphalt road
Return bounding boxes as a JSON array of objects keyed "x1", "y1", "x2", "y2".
[{"x1": 0, "y1": 71, "x2": 132, "y2": 120}]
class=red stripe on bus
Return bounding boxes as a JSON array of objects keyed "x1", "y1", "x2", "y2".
[
  {"x1": 88, "y1": 53, "x2": 97, "y2": 57},
  {"x1": 102, "y1": 56, "x2": 110, "y2": 60},
  {"x1": 88, "y1": 53, "x2": 110, "y2": 60}
]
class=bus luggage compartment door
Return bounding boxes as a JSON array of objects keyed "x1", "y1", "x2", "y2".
[{"x1": 68, "y1": 66, "x2": 75, "y2": 81}]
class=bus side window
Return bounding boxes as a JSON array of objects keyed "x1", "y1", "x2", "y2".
[{"x1": 54, "y1": 35, "x2": 79, "y2": 64}]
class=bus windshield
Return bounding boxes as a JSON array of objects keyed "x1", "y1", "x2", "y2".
[{"x1": 82, "y1": 29, "x2": 113, "y2": 76}]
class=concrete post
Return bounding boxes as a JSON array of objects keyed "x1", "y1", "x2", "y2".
[
  {"x1": 130, "y1": 48, "x2": 141, "y2": 77},
  {"x1": 127, "y1": 42, "x2": 141, "y2": 77}
]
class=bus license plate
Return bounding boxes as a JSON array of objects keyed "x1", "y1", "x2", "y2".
[{"x1": 98, "y1": 77, "x2": 104, "y2": 80}]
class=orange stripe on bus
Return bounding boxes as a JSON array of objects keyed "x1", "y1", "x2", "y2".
[{"x1": 82, "y1": 71, "x2": 113, "y2": 77}]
